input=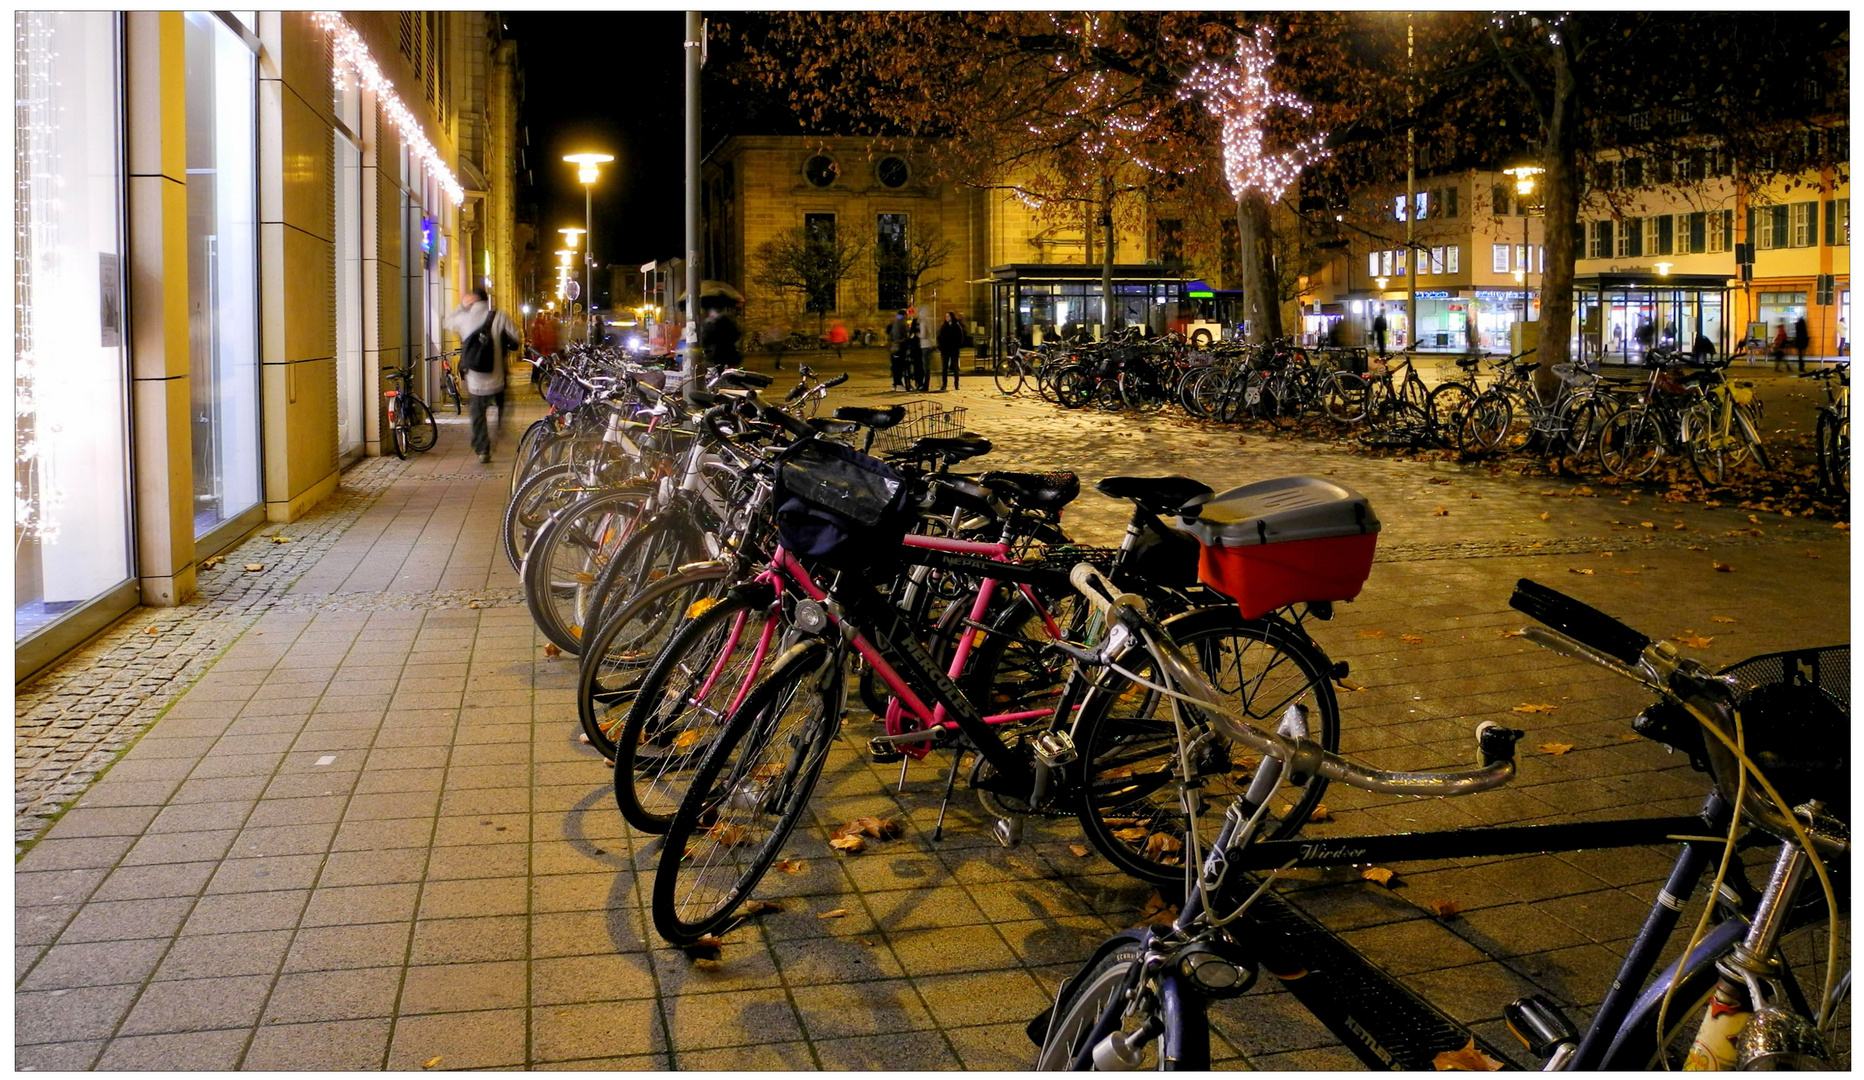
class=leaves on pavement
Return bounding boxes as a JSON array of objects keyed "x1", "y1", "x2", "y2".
[
  {"x1": 1513, "y1": 703, "x2": 1558, "y2": 714},
  {"x1": 1433, "y1": 1038, "x2": 1504, "y2": 1071},
  {"x1": 1360, "y1": 866, "x2": 1396, "y2": 887},
  {"x1": 1538, "y1": 742, "x2": 1574, "y2": 755}
]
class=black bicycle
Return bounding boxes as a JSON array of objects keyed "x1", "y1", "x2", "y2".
[
  {"x1": 381, "y1": 365, "x2": 439, "y2": 459},
  {"x1": 1033, "y1": 577, "x2": 1846, "y2": 1071}
]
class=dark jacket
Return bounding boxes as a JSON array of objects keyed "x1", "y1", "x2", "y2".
[
  {"x1": 700, "y1": 313, "x2": 741, "y2": 369},
  {"x1": 937, "y1": 319, "x2": 966, "y2": 355}
]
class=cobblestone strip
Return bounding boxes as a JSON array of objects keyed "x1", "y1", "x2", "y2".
[{"x1": 13, "y1": 456, "x2": 411, "y2": 848}]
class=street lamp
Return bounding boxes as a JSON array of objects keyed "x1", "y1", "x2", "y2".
[
  {"x1": 562, "y1": 152, "x2": 613, "y2": 342},
  {"x1": 1503, "y1": 164, "x2": 1543, "y2": 320}
]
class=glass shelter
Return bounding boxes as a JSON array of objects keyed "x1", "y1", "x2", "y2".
[
  {"x1": 1573, "y1": 272, "x2": 1732, "y2": 363},
  {"x1": 986, "y1": 264, "x2": 1189, "y2": 357}
]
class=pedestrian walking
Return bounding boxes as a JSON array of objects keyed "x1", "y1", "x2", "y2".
[
  {"x1": 1371, "y1": 311, "x2": 1389, "y2": 358},
  {"x1": 1839, "y1": 317, "x2": 1849, "y2": 357},
  {"x1": 824, "y1": 319, "x2": 849, "y2": 359},
  {"x1": 444, "y1": 288, "x2": 520, "y2": 464},
  {"x1": 906, "y1": 307, "x2": 928, "y2": 391},
  {"x1": 1793, "y1": 315, "x2": 1810, "y2": 371},
  {"x1": 936, "y1": 312, "x2": 965, "y2": 391},
  {"x1": 1691, "y1": 331, "x2": 1714, "y2": 362},
  {"x1": 887, "y1": 309, "x2": 909, "y2": 390},
  {"x1": 1771, "y1": 322, "x2": 1789, "y2": 370},
  {"x1": 699, "y1": 305, "x2": 741, "y2": 380}
]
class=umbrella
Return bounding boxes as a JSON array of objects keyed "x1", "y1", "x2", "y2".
[{"x1": 677, "y1": 279, "x2": 745, "y2": 305}]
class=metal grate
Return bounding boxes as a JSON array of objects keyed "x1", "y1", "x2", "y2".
[{"x1": 870, "y1": 399, "x2": 967, "y2": 456}]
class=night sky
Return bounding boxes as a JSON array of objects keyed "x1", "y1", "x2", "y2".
[{"x1": 506, "y1": 11, "x2": 690, "y2": 273}]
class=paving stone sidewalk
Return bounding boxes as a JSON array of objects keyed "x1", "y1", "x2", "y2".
[{"x1": 15, "y1": 355, "x2": 1849, "y2": 1070}]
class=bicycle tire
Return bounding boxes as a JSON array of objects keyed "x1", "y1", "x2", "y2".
[
  {"x1": 613, "y1": 589, "x2": 775, "y2": 833},
  {"x1": 576, "y1": 563, "x2": 731, "y2": 760},
  {"x1": 1457, "y1": 391, "x2": 1513, "y2": 456},
  {"x1": 651, "y1": 638, "x2": 839, "y2": 945},
  {"x1": 443, "y1": 372, "x2": 463, "y2": 414},
  {"x1": 502, "y1": 462, "x2": 581, "y2": 573},
  {"x1": 1322, "y1": 371, "x2": 1369, "y2": 424},
  {"x1": 994, "y1": 356, "x2": 1026, "y2": 395},
  {"x1": 586, "y1": 512, "x2": 706, "y2": 631},
  {"x1": 522, "y1": 488, "x2": 649, "y2": 655},
  {"x1": 1427, "y1": 382, "x2": 1479, "y2": 448},
  {"x1": 1034, "y1": 937, "x2": 1210, "y2": 1070},
  {"x1": 405, "y1": 397, "x2": 439, "y2": 452},
  {"x1": 1055, "y1": 368, "x2": 1095, "y2": 410},
  {"x1": 391, "y1": 417, "x2": 410, "y2": 460},
  {"x1": 1684, "y1": 403, "x2": 1731, "y2": 487},
  {"x1": 1735, "y1": 400, "x2": 1771, "y2": 471},
  {"x1": 1558, "y1": 396, "x2": 1614, "y2": 470},
  {"x1": 1817, "y1": 409, "x2": 1848, "y2": 498},
  {"x1": 1073, "y1": 607, "x2": 1341, "y2": 887},
  {"x1": 1599, "y1": 405, "x2": 1664, "y2": 479}
]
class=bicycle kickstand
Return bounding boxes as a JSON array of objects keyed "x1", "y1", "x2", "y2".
[{"x1": 930, "y1": 748, "x2": 965, "y2": 842}]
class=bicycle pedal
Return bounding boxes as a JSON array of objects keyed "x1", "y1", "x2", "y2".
[
  {"x1": 991, "y1": 815, "x2": 1024, "y2": 847},
  {"x1": 1031, "y1": 730, "x2": 1077, "y2": 768},
  {"x1": 1504, "y1": 995, "x2": 1578, "y2": 1060},
  {"x1": 867, "y1": 737, "x2": 905, "y2": 765}
]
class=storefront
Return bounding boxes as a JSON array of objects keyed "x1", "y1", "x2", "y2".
[
  {"x1": 987, "y1": 264, "x2": 1186, "y2": 356},
  {"x1": 1473, "y1": 289, "x2": 1541, "y2": 355},
  {"x1": 1572, "y1": 272, "x2": 1731, "y2": 362},
  {"x1": 1411, "y1": 290, "x2": 1476, "y2": 352},
  {"x1": 15, "y1": 11, "x2": 139, "y2": 669}
]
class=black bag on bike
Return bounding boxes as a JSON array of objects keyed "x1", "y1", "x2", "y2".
[{"x1": 773, "y1": 438, "x2": 915, "y2": 568}]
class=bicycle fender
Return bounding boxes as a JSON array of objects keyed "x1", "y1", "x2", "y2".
[
  {"x1": 1594, "y1": 916, "x2": 1747, "y2": 1069},
  {"x1": 1025, "y1": 928, "x2": 1153, "y2": 1047}
]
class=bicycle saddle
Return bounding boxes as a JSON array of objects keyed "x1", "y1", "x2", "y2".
[
  {"x1": 982, "y1": 470, "x2": 1081, "y2": 512},
  {"x1": 713, "y1": 368, "x2": 773, "y2": 390},
  {"x1": 1094, "y1": 475, "x2": 1215, "y2": 516},
  {"x1": 1455, "y1": 357, "x2": 1482, "y2": 369},
  {"x1": 832, "y1": 405, "x2": 908, "y2": 430},
  {"x1": 807, "y1": 417, "x2": 862, "y2": 436},
  {"x1": 926, "y1": 474, "x2": 999, "y2": 517},
  {"x1": 904, "y1": 433, "x2": 993, "y2": 463}
]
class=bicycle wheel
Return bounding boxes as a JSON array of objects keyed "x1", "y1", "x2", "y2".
[
  {"x1": 1034, "y1": 936, "x2": 1210, "y2": 1070},
  {"x1": 651, "y1": 638, "x2": 839, "y2": 945},
  {"x1": 391, "y1": 417, "x2": 410, "y2": 460},
  {"x1": 1322, "y1": 371, "x2": 1369, "y2": 424},
  {"x1": 1187, "y1": 367, "x2": 1228, "y2": 420},
  {"x1": 1427, "y1": 382, "x2": 1479, "y2": 448},
  {"x1": 1400, "y1": 372, "x2": 1431, "y2": 412},
  {"x1": 1457, "y1": 391, "x2": 1514, "y2": 456},
  {"x1": 1556, "y1": 396, "x2": 1614, "y2": 471},
  {"x1": 1072, "y1": 607, "x2": 1341, "y2": 886},
  {"x1": 511, "y1": 418, "x2": 558, "y2": 494},
  {"x1": 443, "y1": 371, "x2": 463, "y2": 414},
  {"x1": 1817, "y1": 409, "x2": 1848, "y2": 498},
  {"x1": 405, "y1": 397, "x2": 439, "y2": 452},
  {"x1": 1055, "y1": 369, "x2": 1095, "y2": 409},
  {"x1": 994, "y1": 356, "x2": 1026, "y2": 395},
  {"x1": 614, "y1": 590, "x2": 775, "y2": 832},
  {"x1": 577, "y1": 563, "x2": 731, "y2": 760},
  {"x1": 1685, "y1": 403, "x2": 1732, "y2": 486},
  {"x1": 1120, "y1": 371, "x2": 1167, "y2": 414},
  {"x1": 1599, "y1": 405, "x2": 1664, "y2": 479},
  {"x1": 1735, "y1": 400, "x2": 1771, "y2": 471},
  {"x1": 503, "y1": 462, "x2": 582, "y2": 573},
  {"x1": 522, "y1": 488, "x2": 649, "y2": 655}
]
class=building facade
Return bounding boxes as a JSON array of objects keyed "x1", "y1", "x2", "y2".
[{"x1": 14, "y1": 11, "x2": 523, "y2": 681}]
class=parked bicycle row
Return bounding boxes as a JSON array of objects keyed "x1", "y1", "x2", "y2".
[
  {"x1": 994, "y1": 331, "x2": 1849, "y2": 505},
  {"x1": 503, "y1": 346, "x2": 1847, "y2": 1070}
]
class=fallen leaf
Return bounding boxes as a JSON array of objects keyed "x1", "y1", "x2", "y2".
[
  {"x1": 1687, "y1": 545, "x2": 1708, "y2": 551},
  {"x1": 1568, "y1": 568, "x2": 1595, "y2": 575},
  {"x1": 1677, "y1": 633, "x2": 1714, "y2": 648},
  {"x1": 686, "y1": 597, "x2": 721, "y2": 619},
  {"x1": 1138, "y1": 892, "x2": 1179, "y2": 927},
  {"x1": 1674, "y1": 522, "x2": 1688, "y2": 530},
  {"x1": 272, "y1": 535, "x2": 293, "y2": 543},
  {"x1": 1356, "y1": 629, "x2": 1387, "y2": 639},
  {"x1": 673, "y1": 729, "x2": 701, "y2": 750},
  {"x1": 1748, "y1": 514, "x2": 1763, "y2": 524},
  {"x1": 1433, "y1": 506, "x2": 1449, "y2": 516},
  {"x1": 707, "y1": 822, "x2": 750, "y2": 847},
  {"x1": 835, "y1": 817, "x2": 901, "y2": 841},
  {"x1": 1400, "y1": 634, "x2": 1424, "y2": 644},
  {"x1": 1360, "y1": 866, "x2": 1396, "y2": 887},
  {"x1": 1513, "y1": 703, "x2": 1559, "y2": 714},
  {"x1": 1710, "y1": 616, "x2": 1736, "y2": 624},
  {"x1": 1539, "y1": 511, "x2": 1551, "y2": 521},
  {"x1": 1306, "y1": 804, "x2": 1332, "y2": 823},
  {"x1": 1712, "y1": 562, "x2": 1733, "y2": 573},
  {"x1": 828, "y1": 834, "x2": 866, "y2": 853},
  {"x1": 1804, "y1": 550, "x2": 1820, "y2": 559},
  {"x1": 1433, "y1": 1037, "x2": 1504, "y2": 1071},
  {"x1": 1639, "y1": 522, "x2": 1655, "y2": 529},
  {"x1": 744, "y1": 899, "x2": 782, "y2": 915},
  {"x1": 857, "y1": 937, "x2": 875, "y2": 946},
  {"x1": 244, "y1": 563, "x2": 266, "y2": 572},
  {"x1": 543, "y1": 643, "x2": 562, "y2": 658},
  {"x1": 816, "y1": 908, "x2": 848, "y2": 919},
  {"x1": 1499, "y1": 628, "x2": 1525, "y2": 638},
  {"x1": 143, "y1": 626, "x2": 159, "y2": 635},
  {"x1": 1428, "y1": 898, "x2": 1462, "y2": 918},
  {"x1": 200, "y1": 556, "x2": 223, "y2": 569},
  {"x1": 1334, "y1": 677, "x2": 1367, "y2": 692},
  {"x1": 1112, "y1": 826, "x2": 1150, "y2": 842},
  {"x1": 1538, "y1": 743, "x2": 1574, "y2": 755},
  {"x1": 1143, "y1": 832, "x2": 1183, "y2": 858},
  {"x1": 1621, "y1": 732, "x2": 1641, "y2": 742},
  {"x1": 423, "y1": 1057, "x2": 444, "y2": 1070},
  {"x1": 1428, "y1": 477, "x2": 1451, "y2": 485},
  {"x1": 1068, "y1": 844, "x2": 1091, "y2": 858},
  {"x1": 773, "y1": 858, "x2": 806, "y2": 874},
  {"x1": 681, "y1": 935, "x2": 724, "y2": 961}
]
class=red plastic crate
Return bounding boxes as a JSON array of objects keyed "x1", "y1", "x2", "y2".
[{"x1": 1196, "y1": 532, "x2": 1378, "y2": 619}]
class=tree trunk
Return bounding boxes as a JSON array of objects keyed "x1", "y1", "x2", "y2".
[
  {"x1": 1236, "y1": 192, "x2": 1283, "y2": 343},
  {"x1": 1101, "y1": 175, "x2": 1116, "y2": 338},
  {"x1": 1533, "y1": 41, "x2": 1581, "y2": 403}
]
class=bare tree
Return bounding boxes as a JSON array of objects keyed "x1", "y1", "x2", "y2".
[{"x1": 750, "y1": 224, "x2": 868, "y2": 337}]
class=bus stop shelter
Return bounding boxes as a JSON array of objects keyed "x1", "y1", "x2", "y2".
[{"x1": 1573, "y1": 272, "x2": 1733, "y2": 362}]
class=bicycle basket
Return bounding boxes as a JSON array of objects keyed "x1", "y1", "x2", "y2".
[
  {"x1": 1711, "y1": 645, "x2": 1849, "y2": 822},
  {"x1": 544, "y1": 371, "x2": 588, "y2": 413},
  {"x1": 773, "y1": 438, "x2": 916, "y2": 568}
]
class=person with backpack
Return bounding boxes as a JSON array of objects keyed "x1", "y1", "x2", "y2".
[
  {"x1": 936, "y1": 311, "x2": 966, "y2": 391},
  {"x1": 444, "y1": 288, "x2": 521, "y2": 464},
  {"x1": 1793, "y1": 315, "x2": 1810, "y2": 371}
]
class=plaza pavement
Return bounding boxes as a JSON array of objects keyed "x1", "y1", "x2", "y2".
[{"x1": 15, "y1": 348, "x2": 1850, "y2": 1069}]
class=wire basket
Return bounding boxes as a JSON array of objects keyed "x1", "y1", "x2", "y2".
[{"x1": 870, "y1": 399, "x2": 968, "y2": 456}]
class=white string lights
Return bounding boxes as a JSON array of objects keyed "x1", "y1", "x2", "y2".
[
  {"x1": 1178, "y1": 27, "x2": 1329, "y2": 204},
  {"x1": 312, "y1": 11, "x2": 464, "y2": 206}
]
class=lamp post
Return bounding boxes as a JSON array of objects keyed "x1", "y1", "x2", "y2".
[
  {"x1": 1503, "y1": 164, "x2": 1543, "y2": 335},
  {"x1": 562, "y1": 153, "x2": 613, "y2": 342}
]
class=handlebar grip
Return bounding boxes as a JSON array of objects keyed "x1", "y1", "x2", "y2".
[
  {"x1": 701, "y1": 404, "x2": 738, "y2": 442},
  {"x1": 1069, "y1": 562, "x2": 1119, "y2": 614},
  {"x1": 758, "y1": 402, "x2": 816, "y2": 440},
  {"x1": 1509, "y1": 578, "x2": 1650, "y2": 667},
  {"x1": 785, "y1": 381, "x2": 807, "y2": 403},
  {"x1": 824, "y1": 373, "x2": 850, "y2": 389}
]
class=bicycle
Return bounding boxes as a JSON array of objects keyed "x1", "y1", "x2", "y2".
[
  {"x1": 1032, "y1": 576, "x2": 1847, "y2": 1071},
  {"x1": 425, "y1": 349, "x2": 464, "y2": 414},
  {"x1": 1802, "y1": 367, "x2": 1849, "y2": 502},
  {"x1": 380, "y1": 365, "x2": 438, "y2": 459},
  {"x1": 1684, "y1": 367, "x2": 1771, "y2": 487}
]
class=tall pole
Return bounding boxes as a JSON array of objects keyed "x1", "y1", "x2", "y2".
[
  {"x1": 584, "y1": 184, "x2": 594, "y2": 343},
  {"x1": 1404, "y1": 15, "x2": 1416, "y2": 356},
  {"x1": 683, "y1": 12, "x2": 702, "y2": 386}
]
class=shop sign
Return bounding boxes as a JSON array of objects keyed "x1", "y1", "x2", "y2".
[
  {"x1": 1415, "y1": 290, "x2": 1451, "y2": 299},
  {"x1": 1476, "y1": 289, "x2": 1531, "y2": 300}
]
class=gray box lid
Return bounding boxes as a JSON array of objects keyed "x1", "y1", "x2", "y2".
[{"x1": 1181, "y1": 476, "x2": 1380, "y2": 547}]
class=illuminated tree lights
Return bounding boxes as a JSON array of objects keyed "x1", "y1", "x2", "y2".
[
  {"x1": 1178, "y1": 27, "x2": 1329, "y2": 204},
  {"x1": 312, "y1": 11, "x2": 464, "y2": 206}
]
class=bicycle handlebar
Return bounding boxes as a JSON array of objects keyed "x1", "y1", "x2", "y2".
[{"x1": 1066, "y1": 563, "x2": 1522, "y2": 798}]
